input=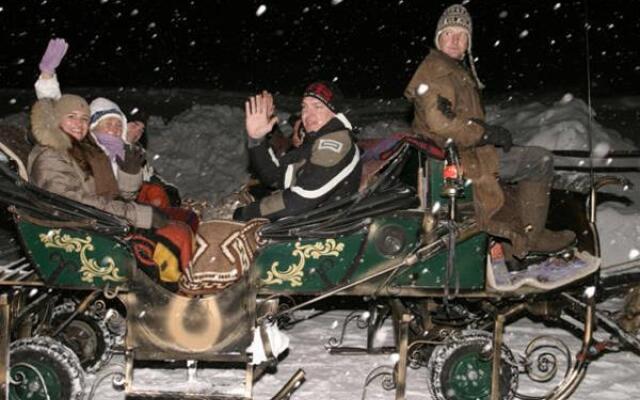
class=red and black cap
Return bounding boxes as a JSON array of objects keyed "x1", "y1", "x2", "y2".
[{"x1": 303, "y1": 81, "x2": 343, "y2": 113}]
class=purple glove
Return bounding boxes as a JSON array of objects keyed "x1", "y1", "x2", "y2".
[{"x1": 39, "y1": 38, "x2": 69, "y2": 75}]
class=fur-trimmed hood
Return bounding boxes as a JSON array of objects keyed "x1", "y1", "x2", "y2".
[{"x1": 30, "y1": 94, "x2": 89, "y2": 151}]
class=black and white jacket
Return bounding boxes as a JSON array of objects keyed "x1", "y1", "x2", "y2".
[{"x1": 235, "y1": 116, "x2": 362, "y2": 221}]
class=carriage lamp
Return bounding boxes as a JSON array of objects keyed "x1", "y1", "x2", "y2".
[{"x1": 442, "y1": 145, "x2": 465, "y2": 222}]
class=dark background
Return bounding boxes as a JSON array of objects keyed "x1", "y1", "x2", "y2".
[{"x1": 0, "y1": 0, "x2": 638, "y2": 99}]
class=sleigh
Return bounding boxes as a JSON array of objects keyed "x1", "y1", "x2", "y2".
[{"x1": 1, "y1": 126, "x2": 639, "y2": 400}]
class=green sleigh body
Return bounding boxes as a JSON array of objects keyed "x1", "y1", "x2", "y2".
[{"x1": 15, "y1": 145, "x2": 488, "y2": 296}]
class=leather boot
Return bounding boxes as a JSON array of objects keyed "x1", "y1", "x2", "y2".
[{"x1": 517, "y1": 179, "x2": 576, "y2": 253}]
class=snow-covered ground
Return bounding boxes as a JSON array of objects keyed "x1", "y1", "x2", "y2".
[{"x1": 1, "y1": 91, "x2": 639, "y2": 399}]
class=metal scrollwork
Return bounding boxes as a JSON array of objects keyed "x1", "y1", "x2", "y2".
[
  {"x1": 515, "y1": 335, "x2": 574, "y2": 400},
  {"x1": 524, "y1": 336, "x2": 572, "y2": 380},
  {"x1": 361, "y1": 365, "x2": 396, "y2": 399},
  {"x1": 40, "y1": 229, "x2": 126, "y2": 283},
  {"x1": 262, "y1": 239, "x2": 345, "y2": 287},
  {"x1": 325, "y1": 310, "x2": 371, "y2": 350}
]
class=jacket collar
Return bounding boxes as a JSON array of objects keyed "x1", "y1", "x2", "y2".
[{"x1": 307, "y1": 114, "x2": 352, "y2": 137}]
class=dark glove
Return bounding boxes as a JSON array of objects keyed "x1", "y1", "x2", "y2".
[
  {"x1": 151, "y1": 208, "x2": 169, "y2": 229},
  {"x1": 437, "y1": 95, "x2": 456, "y2": 120},
  {"x1": 471, "y1": 118, "x2": 513, "y2": 152},
  {"x1": 233, "y1": 202, "x2": 261, "y2": 222},
  {"x1": 116, "y1": 145, "x2": 145, "y2": 175}
]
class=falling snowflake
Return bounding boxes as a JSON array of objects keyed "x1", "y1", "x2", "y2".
[
  {"x1": 584, "y1": 286, "x2": 596, "y2": 298},
  {"x1": 8, "y1": 98, "x2": 16, "y2": 105},
  {"x1": 592, "y1": 142, "x2": 610, "y2": 158},
  {"x1": 630, "y1": 249, "x2": 640, "y2": 259},
  {"x1": 560, "y1": 93, "x2": 574, "y2": 104},
  {"x1": 130, "y1": 9, "x2": 139, "y2": 16},
  {"x1": 331, "y1": 0, "x2": 344, "y2": 5},
  {"x1": 416, "y1": 83, "x2": 429, "y2": 95},
  {"x1": 553, "y1": 3, "x2": 562, "y2": 10},
  {"x1": 499, "y1": 10, "x2": 508, "y2": 18},
  {"x1": 519, "y1": 30, "x2": 529, "y2": 38},
  {"x1": 494, "y1": 40, "x2": 501, "y2": 47},
  {"x1": 256, "y1": 4, "x2": 267, "y2": 17}
]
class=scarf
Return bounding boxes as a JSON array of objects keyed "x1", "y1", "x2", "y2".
[
  {"x1": 69, "y1": 139, "x2": 120, "y2": 199},
  {"x1": 94, "y1": 132, "x2": 125, "y2": 162}
]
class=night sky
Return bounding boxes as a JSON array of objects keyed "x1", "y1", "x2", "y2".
[{"x1": 1, "y1": 0, "x2": 638, "y2": 99}]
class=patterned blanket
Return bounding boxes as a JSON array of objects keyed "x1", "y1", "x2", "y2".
[{"x1": 179, "y1": 219, "x2": 266, "y2": 296}]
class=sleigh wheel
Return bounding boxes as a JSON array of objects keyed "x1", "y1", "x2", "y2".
[
  {"x1": 51, "y1": 302, "x2": 115, "y2": 373},
  {"x1": 427, "y1": 330, "x2": 518, "y2": 400},
  {"x1": 9, "y1": 336, "x2": 85, "y2": 400}
]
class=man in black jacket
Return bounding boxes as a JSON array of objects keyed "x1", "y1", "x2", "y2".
[{"x1": 233, "y1": 82, "x2": 362, "y2": 221}]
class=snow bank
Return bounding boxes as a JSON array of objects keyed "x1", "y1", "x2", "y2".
[
  {"x1": 146, "y1": 104, "x2": 249, "y2": 202},
  {"x1": 596, "y1": 201, "x2": 640, "y2": 267},
  {"x1": 488, "y1": 94, "x2": 635, "y2": 151}
]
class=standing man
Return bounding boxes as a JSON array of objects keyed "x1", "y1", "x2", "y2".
[
  {"x1": 404, "y1": 4, "x2": 575, "y2": 261},
  {"x1": 233, "y1": 82, "x2": 362, "y2": 221}
]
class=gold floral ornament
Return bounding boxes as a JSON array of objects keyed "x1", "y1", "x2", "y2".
[
  {"x1": 262, "y1": 239, "x2": 345, "y2": 287},
  {"x1": 39, "y1": 229, "x2": 126, "y2": 283}
]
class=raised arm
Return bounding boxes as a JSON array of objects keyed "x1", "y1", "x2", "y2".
[{"x1": 34, "y1": 38, "x2": 68, "y2": 100}]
